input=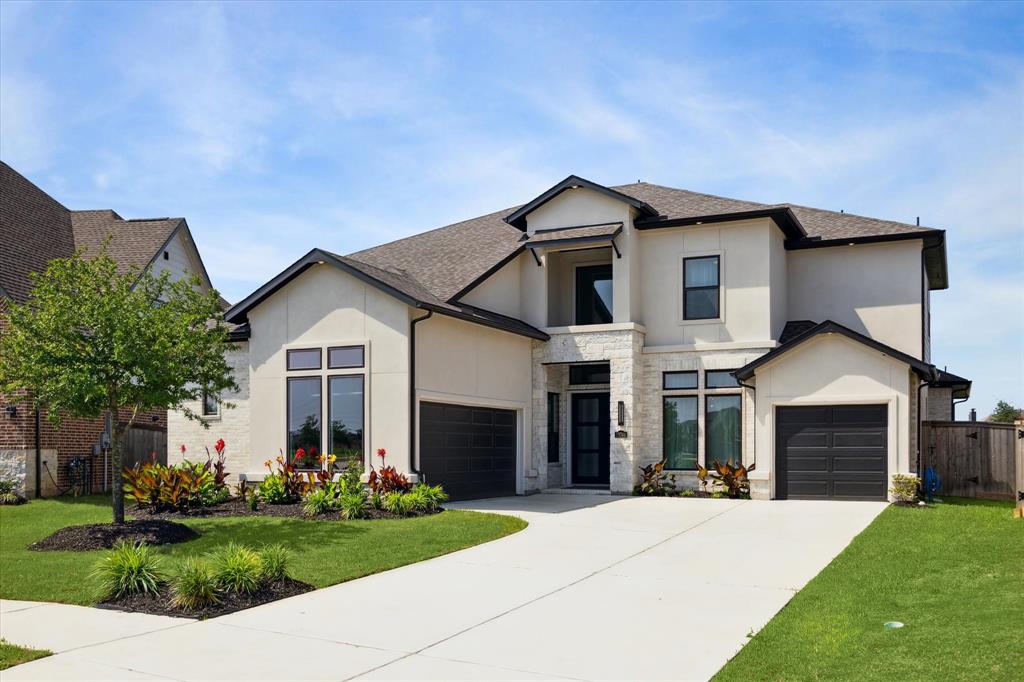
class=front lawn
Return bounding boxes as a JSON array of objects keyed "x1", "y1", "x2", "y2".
[
  {"x1": 715, "y1": 498, "x2": 1023, "y2": 681},
  {"x1": 0, "y1": 495, "x2": 525, "y2": 606},
  {"x1": 0, "y1": 640, "x2": 51, "y2": 670}
]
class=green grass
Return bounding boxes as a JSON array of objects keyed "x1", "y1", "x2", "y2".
[
  {"x1": 0, "y1": 495, "x2": 526, "y2": 605},
  {"x1": 0, "y1": 640, "x2": 51, "y2": 670},
  {"x1": 715, "y1": 498, "x2": 1024, "y2": 681}
]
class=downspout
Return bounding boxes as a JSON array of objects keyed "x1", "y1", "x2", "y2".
[
  {"x1": 34, "y1": 408, "x2": 42, "y2": 498},
  {"x1": 409, "y1": 309, "x2": 433, "y2": 482},
  {"x1": 952, "y1": 395, "x2": 968, "y2": 421},
  {"x1": 916, "y1": 379, "x2": 931, "y2": 475}
]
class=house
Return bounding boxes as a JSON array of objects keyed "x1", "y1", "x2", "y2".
[
  {"x1": 169, "y1": 175, "x2": 970, "y2": 501},
  {"x1": 0, "y1": 161, "x2": 214, "y2": 497}
]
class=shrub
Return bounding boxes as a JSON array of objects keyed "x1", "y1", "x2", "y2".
[
  {"x1": 368, "y1": 448, "x2": 411, "y2": 495},
  {"x1": 210, "y1": 543, "x2": 263, "y2": 594},
  {"x1": 634, "y1": 459, "x2": 676, "y2": 496},
  {"x1": 123, "y1": 458, "x2": 228, "y2": 512},
  {"x1": 407, "y1": 484, "x2": 448, "y2": 512},
  {"x1": 0, "y1": 479, "x2": 25, "y2": 505},
  {"x1": 258, "y1": 456, "x2": 305, "y2": 504},
  {"x1": 234, "y1": 481, "x2": 248, "y2": 502},
  {"x1": 370, "y1": 490, "x2": 383, "y2": 510},
  {"x1": 258, "y1": 544, "x2": 289, "y2": 581},
  {"x1": 92, "y1": 542, "x2": 165, "y2": 598},
  {"x1": 339, "y1": 459, "x2": 364, "y2": 495},
  {"x1": 170, "y1": 558, "x2": 220, "y2": 610},
  {"x1": 890, "y1": 474, "x2": 920, "y2": 503},
  {"x1": 302, "y1": 487, "x2": 335, "y2": 517},
  {"x1": 709, "y1": 460, "x2": 755, "y2": 499},
  {"x1": 382, "y1": 491, "x2": 414, "y2": 516},
  {"x1": 248, "y1": 492, "x2": 259, "y2": 512},
  {"x1": 337, "y1": 491, "x2": 368, "y2": 520}
]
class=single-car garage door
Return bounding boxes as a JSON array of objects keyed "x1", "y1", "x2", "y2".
[
  {"x1": 776, "y1": 404, "x2": 888, "y2": 501},
  {"x1": 419, "y1": 402, "x2": 517, "y2": 501}
]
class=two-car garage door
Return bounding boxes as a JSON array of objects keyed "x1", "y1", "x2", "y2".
[
  {"x1": 776, "y1": 404, "x2": 888, "y2": 501},
  {"x1": 419, "y1": 402, "x2": 517, "y2": 501}
]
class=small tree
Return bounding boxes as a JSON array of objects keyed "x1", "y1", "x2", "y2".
[
  {"x1": 0, "y1": 249, "x2": 238, "y2": 524},
  {"x1": 988, "y1": 400, "x2": 1023, "y2": 424}
]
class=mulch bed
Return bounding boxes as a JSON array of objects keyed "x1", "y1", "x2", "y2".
[
  {"x1": 97, "y1": 577, "x2": 315, "y2": 619},
  {"x1": 133, "y1": 497, "x2": 444, "y2": 521},
  {"x1": 29, "y1": 519, "x2": 199, "y2": 552}
]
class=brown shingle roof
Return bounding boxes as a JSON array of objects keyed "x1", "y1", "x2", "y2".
[
  {"x1": 523, "y1": 222, "x2": 622, "y2": 247},
  {"x1": 70, "y1": 211, "x2": 182, "y2": 275},
  {"x1": 348, "y1": 180, "x2": 941, "y2": 304}
]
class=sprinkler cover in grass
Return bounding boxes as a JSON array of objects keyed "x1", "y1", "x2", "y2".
[{"x1": 883, "y1": 621, "x2": 904, "y2": 629}]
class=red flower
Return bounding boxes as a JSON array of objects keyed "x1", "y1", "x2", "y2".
[
  {"x1": 214, "y1": 438, "x2": 225, "y2": 454},
  {"x1": 295, "y1": 447, "x2": 306, "y2": 461},
  {"x1": 310, "y1": 447, "x2": 318, "y2": 456},
  {"x1": 180, "y1": 444, "x2": 186, "y2": 454},
  {"x1": 377, "y1": 448, "x2": 386, "y2": 458}
]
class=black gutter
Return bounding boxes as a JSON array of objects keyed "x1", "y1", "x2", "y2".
[
  {"x1": 635, "y1": 207, "x2": 805, "y2": 240},
  {"x1": 409, "y1": 310, "x2": 433, "y2": 483}
]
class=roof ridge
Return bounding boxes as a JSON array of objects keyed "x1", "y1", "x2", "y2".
[{"x1": 612, "y1": 181, "x2": 773, "y2": 208}]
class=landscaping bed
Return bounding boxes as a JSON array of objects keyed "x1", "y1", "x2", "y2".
[
  {"x1": 134, "y1": 497, "x2": 443, "y2": 521},
  {"x1": 29, "y1": 519, "x2": 198, "y2": 551},
  {"x1": 99, "y1": 576, "x2": 315, "y2": 619}
]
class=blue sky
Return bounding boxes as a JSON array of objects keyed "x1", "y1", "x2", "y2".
[{"x1": 2, "y1": 1, "x2": 1021, "y2": 417}]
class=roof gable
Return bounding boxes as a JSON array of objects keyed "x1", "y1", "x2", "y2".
[{"x1": 503, "y1": 175, "x2": 658, "y2": 230}]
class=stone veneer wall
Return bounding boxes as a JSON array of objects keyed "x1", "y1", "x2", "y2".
[{"x1": 168, "y1": 341, "x2": 251, "y2": 483}]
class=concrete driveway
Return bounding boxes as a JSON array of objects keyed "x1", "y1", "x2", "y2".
[{"x1": 3, "y1": 495, "x2": 885, "y2": 681}]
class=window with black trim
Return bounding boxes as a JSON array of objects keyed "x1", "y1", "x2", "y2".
[
  {"x1": 328, "y1": 375, "x2": 364, "y2": 464},
  {"x1": 569, "y1": 363, "x2": 610, "y2": 385},
  {"x1": 706, "y1": 370, "x2": 739, "y2": 388},
  {"x1": 663, "y1": 371, "x2": 698, "y2": 390},
  {"x1": 575, "y1": 264, "x2": 613, "y2": 325},
  {"x1": 547, "y1": 393, "x2": 560, "y2": 464},
  {"x1": 663, "y1": 396, "x2": 698, "y2": 470},
  {"x1": 683, "y1": 256, "x2": 720, "y2": 320},
  {"x1": 706, "y1": 394, "x2": 742, "y2": 466},
  {"x1": 287, "y1": 377, "x2": 321, "y2": 468},
  {"x1": 287, "y1": 348, "x2": 322, "y2": 371},
  {"x1": 201, "y1": 389, "x2": 219, "y2": 417},
  {"x1": 328, "y1": 345, "x2": 364, "y2": 369}
]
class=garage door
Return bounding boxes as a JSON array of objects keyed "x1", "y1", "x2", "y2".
[
  {"x1": 776, "y1": 404, "x2": 887, "y2": 500},
  {"x1": 419, "y1": 402, "x2": 517, "y2": 501}
]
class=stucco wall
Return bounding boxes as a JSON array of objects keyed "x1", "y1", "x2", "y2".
[
  {"x1": 787, "y1": 240, "x2": 923, "y2": 358},
  {"x1": 459, "y1": 253, "x2": 523, "y2": 320},
  {"x1": 545, "y1": 247, "x2": 614, "y2": 327},
  {"x1": 750, "y1": 333, "x2": 913, "y2": 499}
]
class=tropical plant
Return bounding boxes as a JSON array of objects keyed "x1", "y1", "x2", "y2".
[
  {"x1": 302, "y1": 487, "x2": 336, "y2": 517},
  {"x1": 382, "y1": 491, "x2": 414, "y2": 516},
  {"x1": 92, "y1": 542, "x2": 166, "y2": 598},
  {"x1": 634, "y1": 459, "x2": 676, "y2": 496},
  {"x1": 679, "y1": 488, "x2": 696, "y2": 498},
  {"x1": 890, "y1": 474, "x2": 920, "y2": 504},
  {"x1": 0, "y1": 480, "x2": 26, "y2": 505},
  {"x1": 406, "y1": 484, "x2": 448, "y2": 512},
  {"x1": 258, "y1": 455, "x2": 306, "y2": 504},
  {"x1": 248, "y1": 491, "x2": 259, "y2": 512},
  {"x1": 233, "y1": 481, "x2": 248, "y2": 502},
  {"x1": 339, "y1": 458, "x2": 364, "y2": 495},
  {"x1": 170, "y1": 558, "x2": 220, "y2": 610},
  {"x1": 370, "y1": 490, "x2": 383, "y2": 510},
  {"x1": 709, "y1": 460, "x2": 755, "y2": 499},
  {"x1": 694, "y1": 462, "x2": 710, "y2": 494},
  {"x1": 368, "y1": 448, "x2": 411, "y2": 495},
  {"x1": 0, "y1": 248, "x2": 237, "y2": 524},
  {"x1": 257, "y1": 544, "x2": 290, "y2": 581},
  {"x1": 210, "y1": 543, "x2": 263, "y2": 594},
  {"x1": 337, "y1": 491, "x2": 368, "y2": 520}
]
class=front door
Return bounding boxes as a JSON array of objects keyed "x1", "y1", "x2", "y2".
[{"x1": 571, "y1": 393, "x2": 610, "y2": 485}]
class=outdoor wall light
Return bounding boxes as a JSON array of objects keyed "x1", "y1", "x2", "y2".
[
  {"x1": 617, "y1": 401, "x2": 625, "y2": 426},
  {"x1": 4, "y1": 405, "x2": 16, "y2": 419}
]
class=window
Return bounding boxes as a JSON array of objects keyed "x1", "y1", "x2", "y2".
[
  {"x1": 706, "y1": 395, "x2": 742, "y2": 466},
  {"x1": 287, "y1": 348, "x2": 322, "y2": 371},
  {"x1": 328, "y1": 375, "x2": 364, "y2": 465},
  {"x1": 683, "y1": 256, "x2": 720, "y2": 320},
  {"x1": 575, "y1": 264, "x2": 613, "y2": 325},
  {"x1": 706, "y1": 370, "x2": 739, "y2": 388},
  {"x1": 663, "y1": 396, "x2": 698, "y2": 469},
  {"x1": 201, "y1": 389, "x2": 219, "y2": 417},
  {"x1": 547, "y1": 393, "x2": 560, "y2": 464},
  {"x1": 569, "y1": 363, "x2": 610, "y2": 385},
  {"x1": 287, "y1": 377, "x2": 321, "y2": 467},
  {"x1": 328, "y1": 345, "x2": 364, "y2": 369},
  {"x1": 663, "y1": 371, "x2": 698, "y2": 390}
]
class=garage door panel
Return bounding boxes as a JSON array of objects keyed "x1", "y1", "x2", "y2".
[
  {"x1": 420, "y1": 401, "x2": 517, "y2": 501},
  {"x1": 777, "y1": 404, "x2": 887, "y2": 501}
]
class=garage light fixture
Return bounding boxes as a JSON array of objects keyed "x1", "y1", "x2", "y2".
[{"x1": 617, "y1": 400, "x2": 625, "y2": 426}]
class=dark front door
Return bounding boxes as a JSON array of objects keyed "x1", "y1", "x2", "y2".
[
  {"x1": 776, "y1": 404, "x2": 888, "y2": 501},
  {"x1": 571, "y1": 393, "x2": 610, "y2": 485},
  {"x1": 419, "y1": 402, "x2": 517, "y2": 501}
]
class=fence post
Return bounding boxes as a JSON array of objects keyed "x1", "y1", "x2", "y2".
[{"x1": 1015, "y1": 420, "x2": 1023, "y2": 519}]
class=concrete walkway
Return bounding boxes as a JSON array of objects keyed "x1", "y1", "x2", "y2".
[{"x1": 1, "y1": 496, "x2": 886, "y2": 681}]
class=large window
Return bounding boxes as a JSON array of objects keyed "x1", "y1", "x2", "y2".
[
  {"x1": 328, "y1": 375, "x2": 364, "y2": 465},
  {"x1": 287, "y1": 377, "x2": 321, "y2": 468},
  {"x1": 663, "y1": 396, "x2": 698, "y2": 469},
  {"x1": 569, "y1": 363, "x2": 610, "y2": 385},
  {"x1": 683, "y1": 256, "x2": 720, "y2": 320},
  {"x1": 706, "y1": 395, "x2": 742, "y2": 466},
  {"x1": 547, "y1": 393, "x2": 560, "y2": 464},
  {"x1": 575, "y1": 264, "x2": 613, "y2": 325}
]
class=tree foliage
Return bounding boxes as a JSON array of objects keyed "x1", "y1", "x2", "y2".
[
  {"x1": 0, "y1": 248, "x2": 238, "y2": 523},
  {"x1": 987, "y1": 400, "x2": 1022, "y2": 424}
]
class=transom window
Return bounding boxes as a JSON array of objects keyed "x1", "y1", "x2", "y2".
[
  {"x1": 287, "y1": 348, "x2": 322, "y2": 371},
  {"x1": 569, "y1": 363, "x2": 610, "y2": 385},
  {"x1": 575, "y1": 264, "x2": 613, "y2": 325},
  {"x1": 328, "y1": 346, "x2": 364, "y2": 369},
  {"x1": 706, "y1": 370, "x2": 739, "y2": 388},
  {"x1": 683, "y1": 256, "x2": 720, "y2": 320},
  {"x1": 663, "y1": 371, "x2": 698, "y2": 390}
]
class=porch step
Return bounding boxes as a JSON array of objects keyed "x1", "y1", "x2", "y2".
[{"x1": 541, "y1": 486, "x2": 614, "y2": 496}]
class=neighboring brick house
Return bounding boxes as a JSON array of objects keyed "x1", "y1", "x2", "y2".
[{"x1": 0, "y1": 161, "x2": 214, "y2": 497}]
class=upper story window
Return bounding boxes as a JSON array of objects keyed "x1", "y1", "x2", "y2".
[
  {"x1": 575, "y1": 264, "x2": 613, "y2": 325},
  {"x1": 683, "y1": 256, "x2": 720, "y2": 320},
  {"x1": 706, "y1": 370, "x2": 739, "y2": 388},
  {"x1": 328, "y1": 345, "x2": 364, "y2": 369},
  {"x1": 287, "y1": 348, "x2": 322, "y2": 371},
  {"x1": 663, "y1": 371, "x2": 698, "y2": 390}
]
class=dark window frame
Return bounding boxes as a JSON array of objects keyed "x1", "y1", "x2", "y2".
[
  {"x1": 569, "y1": 363, "x2": 611, "y2": 385},
  {"x1": 683, "y1": 255, "x2": 721, "y2": 320},
  {"x1": 327, "y1": 345, "x2": 365, "y2": 369},
  {"x1": 286, "y1": 375, "x2": 322, "y2": 469},
  {"x1": 201, "y1": 389, "x2": 219, "y2": 417},
  {"x1": 286, "y1": 347, "x2": 322, "y2": 371},
  {"x1": 662, "y1": 395, "x2": 699, "y2": 471},
  {"x1": 327, "y1": 373, "x2": 365, "y2": 465},
  {"x1": 705, "y1": 369, "x2": 740, "y2": 389},
  {"x1": 663, "y1": 370, "x2": 699, "y2": 390},
  {"x1": 574, "y1": 263, "x2": 614, "y2": 325},
  {"x1": 704, "y1": 393, "x2": 743, "y2": 467},
  {"x1": 547, "y1": 392, "x2": 560, "y2": 464}
]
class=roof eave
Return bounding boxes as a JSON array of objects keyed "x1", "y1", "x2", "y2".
[{"x1": 634, "y1": 207, "x2": 806, "y2": 240}]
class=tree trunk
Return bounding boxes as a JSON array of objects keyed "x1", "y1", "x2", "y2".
[{"x1": 110, "y1": 413, "x2": 125, "y2": 525}]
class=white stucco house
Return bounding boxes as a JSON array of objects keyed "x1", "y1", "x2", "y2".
[{"x1": 169, "y1": 175, "x2": 970, "y2": 501}]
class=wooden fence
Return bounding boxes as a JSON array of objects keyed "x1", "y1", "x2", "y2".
[
  {"x1": 122, "y1": 426, "x2": 167, "y2": 469},
  {"x1": 921, "y1": 420, "x2": 1020, "y2": 501}
]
